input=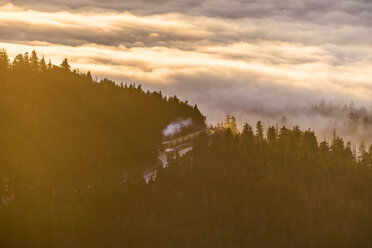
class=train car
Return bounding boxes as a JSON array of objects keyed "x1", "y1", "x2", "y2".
[{"x1": 161, "y1": 129, "x2": 210, "y2": 149}]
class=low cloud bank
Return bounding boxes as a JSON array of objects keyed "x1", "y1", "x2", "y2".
[{"x1": 2, "y1": 1, "x2": 372, "y2": 146}]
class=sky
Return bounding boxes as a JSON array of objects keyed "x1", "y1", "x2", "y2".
[{"x1": 1, "y1": 0, "x2": 372, "y2": 141}]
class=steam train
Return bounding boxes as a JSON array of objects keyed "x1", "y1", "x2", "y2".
[{"x1": 161, "y1": 129, "x2": 213, "y2": 149}]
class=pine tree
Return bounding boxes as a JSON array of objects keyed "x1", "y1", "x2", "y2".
[
  {"x1": 86, "y1": 70, "x2": 93, "y2": 82},
  {"x1": 230, "y1": 116, "x2": 238, "y2": 134},
  {"x1": 30, "y1": 50, "x2": 39, "y2": 72},
  {"x1": 358, "y1": 141, "x2": 367, "y2": 164},
  {"x1": 319, "y1": 140, "x2": 329, "y2": 156},
  {"x1": 242, "y1": 123, "x2": 253, "y2": 138},
  {"x1": 267, "y1": 126, "x2": 277, "y2": 145},
  {"x1": 12, "y1": 54, "x2": 25, "y2": 71},
  {"x1": 256, "y1": 121, "x2": 264, "y2": 140},
  {"x1": 367, "y1": 144, "x2": 372, "y2": 167},
  {"x1": 39, "y1": 56, "x2": 47, "y2": 72},
  {"x1": 223, "y1": 115, "x2": 238, "y2": 134},
  {"x1": 224, "y1": 115, "x2": 231, "y2": 129},
  {"x1": 0, "y1": 48, "x2": 10, "y2": 72},
  {"x1": 23, "y1": 52, "x2": 30, "y2": 64},
  {"x1": 60, "y1": 58, "x2": 71, "y2": 71}
]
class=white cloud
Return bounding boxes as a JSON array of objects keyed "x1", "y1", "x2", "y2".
[{"x1": 1, "y1": 1, "x2": 372, "y2": 143}]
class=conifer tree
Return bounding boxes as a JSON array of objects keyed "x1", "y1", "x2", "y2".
[
  {"x1": 39, "y1": 56, "x2": 47, "y2": 72},
  {"x1": 267, "y1": 126, "x2": 277, "y2": 145},
  {"x1": 256, "y1": 120, "x2": 264, "y2": 140},
  {"x1": 30, "y1": 50, "x2": 39, "y2": 72},
  {"x1": 242, "y1": 123, "x2": 253, "y2": 138},
  {"x1": 358, "y1": 141, "x2": 367, "y2": 164},
  {"x1": 0, "y1": 48, "x2": 10, "y2": 72},
  {"x1": 86, "y1": 70, "x2": 93, "y2": 82},
  {"x1": 60, "y1": 58, "x2": 71, "y2": 71}
]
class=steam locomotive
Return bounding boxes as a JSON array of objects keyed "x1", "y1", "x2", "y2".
[{"x1": 161, "y1": 129, "x2": 214, "y2": 149}]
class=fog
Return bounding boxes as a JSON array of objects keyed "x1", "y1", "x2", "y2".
[{"x1": 2, "y1": 0, "x2": 372, "y2": 146}]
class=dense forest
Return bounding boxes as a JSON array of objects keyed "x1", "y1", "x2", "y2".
[
  {"x1": 2, "y1": 50, "x2": 372, "y2": 247},
  {"x1": 0, "y1": 49, "x2": 205, "y2": 176},
  {"x1": 0, "y1": 49, "x2": 206, "y2": 246}
]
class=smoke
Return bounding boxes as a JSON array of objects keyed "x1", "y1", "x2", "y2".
[{"x1": 162, "y1": 118, "x2": 193, "y2": 138}]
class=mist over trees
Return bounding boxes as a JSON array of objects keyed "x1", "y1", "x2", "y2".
[
  {"x1": 232, "y1": 99, "x2": 372, "y2": 150},
  {"x1": 152, "y1": 124, "x2": 372, "y2": 247},
  {"x1": 308, "y1": 100, "x2": 372, "y2": 143},
  {"x1": 1, "y1": 50, "x2": 372, "y2": 247}
]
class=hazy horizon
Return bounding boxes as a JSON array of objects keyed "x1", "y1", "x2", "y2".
[{"x1": 1, "y1": 0, "x2": 372, "y2": 143}]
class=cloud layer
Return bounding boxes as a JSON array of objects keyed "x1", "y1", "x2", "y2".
[
  {"x1": 1, "y1": 1, "x2": 372, "y2": 143},
  {"x1": 7, "y1": 0, "x2": 372, "y2": 25}
]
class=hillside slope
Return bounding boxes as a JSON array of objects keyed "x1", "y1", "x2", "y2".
[{"x1": 0, "y1": 49, "x2": 205, "y2": 184}]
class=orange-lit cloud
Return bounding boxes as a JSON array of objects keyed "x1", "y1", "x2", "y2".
[{"x1": 1, "y1": 1, "x2": 372, "y2": 130}]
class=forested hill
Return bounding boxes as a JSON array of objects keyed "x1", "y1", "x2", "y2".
[
  {"x1": 2, "y1": 49, "x2": 372, "y2": 248},
  {"x1": 149, "y1": 126, "x2": 372, "y2": 247},
  {"x1": 0, "y1": 49, "x2": 206, "y2": 183}
]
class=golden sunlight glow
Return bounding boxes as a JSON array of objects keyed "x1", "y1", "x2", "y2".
[{"x1": 1, "y1": 2, "x2": 372, "y2": 103}]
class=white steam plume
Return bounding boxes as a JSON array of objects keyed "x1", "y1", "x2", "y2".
[{"x1": 162, "y1": 118, "x2": 192, "y2": 138}]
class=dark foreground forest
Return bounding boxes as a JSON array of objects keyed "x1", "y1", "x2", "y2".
[{"x1": 1, "y1": 50, "x2": 372, "y2": 247}]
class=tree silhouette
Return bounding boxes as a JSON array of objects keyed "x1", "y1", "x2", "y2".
[
  {"x1": 0, "y1": 48, "x2": 10, "y2": 72},
  {"x1": 255, "y1": 120, "x2": 264, "y2": 140},
  {"x1": 60, "y1": 58, "x2": 71, "y2": 70}
]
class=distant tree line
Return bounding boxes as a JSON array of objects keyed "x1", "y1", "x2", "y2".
[{"x1": 148, "y1": 123, "x2": 372, "y2": 247}]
